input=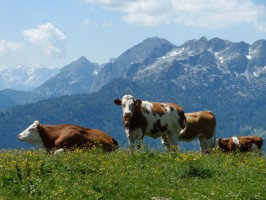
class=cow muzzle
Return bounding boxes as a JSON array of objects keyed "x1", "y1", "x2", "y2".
[{"x1": 18, "y1": 134, "x2": 23, "y2": 141}]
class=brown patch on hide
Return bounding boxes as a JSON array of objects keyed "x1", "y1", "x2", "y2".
[
  {"x1": 36, "y1": 123, "x2": 118, "y2": 152},
  {"x1": 151, "y1": 119, "x2": 168, "y2": 135}
]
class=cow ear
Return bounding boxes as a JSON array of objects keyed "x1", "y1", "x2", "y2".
[
  {"x1": 114, "y1": 99, "x2": 122, "y2": 105},
  {"x1": 34, "y1": 120, "x2": 40, "y2": 125}
]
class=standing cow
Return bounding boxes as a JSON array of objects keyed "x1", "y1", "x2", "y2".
[
  {"x1": 18, "y1": 120, "x2": 119, "y2": 153},
  {"x1": 178, "y1": 111, "x2": 216, "y2": 153},
  {"x1": 114, "y1": 95, "x2": 187, "y2": 151},
  {"x1": 218, "y1": 136, "x2": 263, "y2": 153}
]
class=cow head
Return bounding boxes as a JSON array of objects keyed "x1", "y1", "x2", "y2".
[
  {"x1": 18, "y1": 120, "x2": 42, "y2": 145},
  {"x1": 114, "y1": 95, "x2": 142, "y2": 127},
  {"x1": 217, "y1": 138, "x2": 230, "y2": 151}
]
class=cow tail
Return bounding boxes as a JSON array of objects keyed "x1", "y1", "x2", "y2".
[{"x1": 179, "y1": 111, "x2": 188, "y2": 135}]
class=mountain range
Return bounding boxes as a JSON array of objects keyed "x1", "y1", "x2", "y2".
[
  {"x1": 0, "y1": 65, "x2": 58, "y2": 91},
  {"x1": 0, "y1": 36, "x2": 265, "y2": 151}
]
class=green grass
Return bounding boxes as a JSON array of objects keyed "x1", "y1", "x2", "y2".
[{"x1": 0, "y1": 148, "x2": 265, "y2": 200}]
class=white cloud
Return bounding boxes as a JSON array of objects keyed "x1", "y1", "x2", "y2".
[
  {"x1": 254, "y1": 21, "x2": 266, "y2": 32},
  {"x1": 84, "y1": 0, "x2": 266, "y2": 29},
  {"x1": 22, "y1": 23, "x2": 66, "y2": 58},
  {"x1": 0, "y1": 40, "x2": 24, "y2": 56}
]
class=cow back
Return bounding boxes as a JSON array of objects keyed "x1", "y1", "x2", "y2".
[
  {"x1": 38, "y1": 124, "x2": 118, "y2": 152},
  {"x1": 238, "y1": 136, "x2": 263, "y2": 150},
  {"x1": 179, "y1": 111, "x2": 216, "y2": 140},
  {"x1": 139, "y1": 101, "x2": 185, "y2": 138}
]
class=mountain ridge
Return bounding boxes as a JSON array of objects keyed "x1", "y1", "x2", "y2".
[
  {"x1": 0, "y1": 36, "x2": 265, "y2": 151},
  {"x1": 0, "y1": 65, "x2": 58, "y2": 91},
  {"x1": 1, "y1": 36, "x2": 266, "y2": 108}
]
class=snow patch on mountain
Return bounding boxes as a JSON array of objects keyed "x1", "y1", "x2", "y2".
[
  {"x1": 0, "y1": 65, "x2": 58, "y2": 91},
  {"x1": 246, "y1": 48, "x2": 257, "y2": 60},
  {"x1": 215, "y1": 52, "x2": 224, "y2": 64},
  {"x1": 158, "y1": 48, "x2": 185, "y2": 60}
]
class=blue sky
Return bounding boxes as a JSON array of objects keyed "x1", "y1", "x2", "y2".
[{"x1": 0, "y1": 0, "x2": 266, "y2": 69}]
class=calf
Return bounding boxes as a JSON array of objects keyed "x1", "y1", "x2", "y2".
[
  {"x1": 218, "y1": 136, "x2": 263, "y2": 153},
  {"x1": 114, "y1": 95, "x2": 187, "y2": 151},
  {"x1": 18, "y1": 120, "x2": 119, "y2": 153},
  {"x1": 176, "y1": 111, "x2": 216, "y2": 153}
]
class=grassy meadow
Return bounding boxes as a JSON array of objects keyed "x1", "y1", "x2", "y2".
[{"x1": 0, "y1": 148, "x2": 265, "y2": 200}]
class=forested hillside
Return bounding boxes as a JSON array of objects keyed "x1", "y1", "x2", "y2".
[{"x1": 1, "y1": 79, "x2": 266, "y2": 151}]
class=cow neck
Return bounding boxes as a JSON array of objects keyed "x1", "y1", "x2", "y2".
[
  {"x1": 167, "y1": 103, "x2": 187, "y2": 128},
  {"x1": 37, "y1": 124, "x2": 58, "y2": 150},
  {"x1": 129, "y1": 105, "x2": 148, "y2": 134}
]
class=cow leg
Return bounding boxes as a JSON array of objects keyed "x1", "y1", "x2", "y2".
[
  {"x1": 127, "y1": 129, "x2": 143, "y2": 150},
  {"x1": 136, "y1": 139, "x2": 143, "y2": 150},
  {"x1": 129, "y1": 128, "x2": 144, "y2": 150},
  {"x1": 205, "y1": 135, "x2": 216, "y2": 153},
  {"x1": 127, "y1": 136, "x2": 135, "y2": 149},
  {"x1": 161, "y1": 135, "x2": 170, "y2": 150},
  {"x1": 136, "y1": 130, "x2": 144, "y2": 150},
  {"x1": 198, "y1": 136, "x2": 207, "y2": 153},
  {"x1": 54, "y1": 149, "x2": 64, "y2": 154},
  {"x1": 125, "y1": 128, "x2": 135, "y2": 149},
  {"x1": 53, "y1": 137, "x2": 66, "y2": 154},
  {"x1": 167, "y1": 131, "x2": 179, "y2": 152},
  {"x1": 54, "y1": 137, "x2": 69, "y2": 152}
]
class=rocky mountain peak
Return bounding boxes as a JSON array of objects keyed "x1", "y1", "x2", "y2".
[
  {"x1": 248, "y1": 40, "x2": 266, "y2": 65},
  {"x1": 60, "y1": 56, "x2": 96, "y2": 72},
  {"x1": 114, "y1": 37, "x2": 177, "y2": 67},
  {"x1": 207, "y1": 37, "x2": 231, "y2": 52},
  {"x1": 1, "y1": 36, "x2": 266, "y2": 109}
]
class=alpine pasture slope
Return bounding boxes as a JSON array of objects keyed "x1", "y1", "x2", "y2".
[{"x1": 0, "y1": 149, "x2": 265, "y2": 199}]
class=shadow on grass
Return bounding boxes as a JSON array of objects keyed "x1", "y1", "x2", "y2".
[{"x1": 180, "y1": 163, "x2": 214, "y2": 179}]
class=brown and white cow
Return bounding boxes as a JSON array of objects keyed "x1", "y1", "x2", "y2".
[
  {"x1": 18, "y1": 120, "x2": 119, "y2": 153},
  {"x1": 176, "y1": 111, "x2": 216, "y2": 153},
  {"x1": 218, "y1": 136, "x2": 263, "y2": 153},
  {"x1": 114, "y1": 95, "x2": 187, "y2": 151}
]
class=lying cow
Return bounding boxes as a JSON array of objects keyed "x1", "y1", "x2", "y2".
[
  {"x1": 175, "y1": 111, "x2": 216, "y2": 153},
  {"x1": 218, "y1": 136, "x2": 263, "y2": 153},
  {"x1": 18, "y1": 120, "x2": 119, "y2": 153},
  {"x1": 114, "y1": 95, "x2": 187, "y2": 151}
]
